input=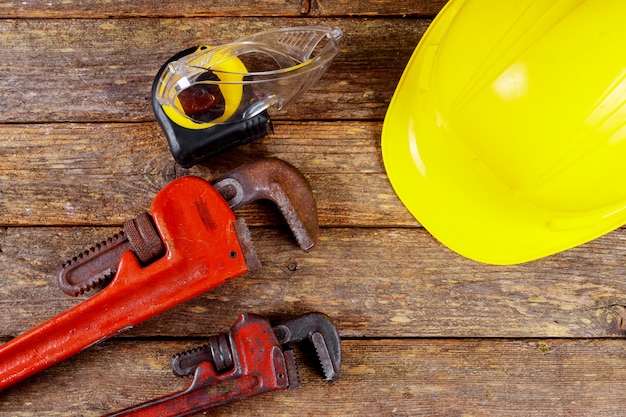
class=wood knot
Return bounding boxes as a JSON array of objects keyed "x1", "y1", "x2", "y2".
[
  {"x1": 300, "y1": 0, "x2": 319, "y2": 15},
  {"x1": 286, "y1": 259, "x2": 298, "y2": 272},
  {"x1": 536, "y1": 341, "x2": 555, "y2": 355},
  {"x1": 614, "y1": 305, "x2": 626, "y2": 332},
  {"x1": 300, "y1": 0, "x2": 311, "y2": 14}
]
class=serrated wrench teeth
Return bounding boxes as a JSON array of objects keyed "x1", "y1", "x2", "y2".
[
  {"x1": 57, "y1": 212, "x2": 166, "y2": 296},
  {"x1": 272, "y1": 312, "x2": 341, "y2": 382},
  {"x1": 213, "y1": 158, "x2": 319, "y2": 252}
]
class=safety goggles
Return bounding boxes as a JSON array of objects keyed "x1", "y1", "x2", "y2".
[{"x1": 154, "y1": 26, "x2": 343, "y2": 129}]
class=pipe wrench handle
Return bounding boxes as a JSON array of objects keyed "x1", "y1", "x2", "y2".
[
  {"x1": 0, "y1": 177, "x2": 251, "y2": 391},
  {"x1": 103, "y1": 314, "x2": 291, "y2": 417}
]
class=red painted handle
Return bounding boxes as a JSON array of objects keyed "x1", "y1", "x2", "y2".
[
  {"x1": 103, "y1": 314, "x2": 291, "y2": 417},
  {"x1": 0, "y1": 176, "x2": 249, "y2": 391}
]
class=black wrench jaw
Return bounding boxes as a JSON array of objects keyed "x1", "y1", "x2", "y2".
[{"x1": 273, "y1": 312, "x2": 342, "y2": 383}]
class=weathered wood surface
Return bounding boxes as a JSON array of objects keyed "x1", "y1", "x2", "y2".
[
  {"x1": 2, "y1": 1, "x2": 626, "y2": 416},
  {"x1": 0, "y1": 18, "x2": 429, "y2": 123},
  {"x1": 2, "y1": 338, "x2": 626, "y2": 417},
  {"x1": 0, "y1": 0, "x2": 447, "y2": 18},
  {"x1": 0, "y1": 122, "x2": 414, "y2": 227},
  {"x1": 2, "y1": 225, "x2": 626, "y2": 340}
]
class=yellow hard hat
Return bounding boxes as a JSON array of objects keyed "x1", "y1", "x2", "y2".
[{"x1": 381, "y1": 0, "x2": 626, "y2": 265}]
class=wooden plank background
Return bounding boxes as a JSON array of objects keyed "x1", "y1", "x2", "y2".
[{"x1": 2, "y1": 1, "x2": 626, "y2": 416}]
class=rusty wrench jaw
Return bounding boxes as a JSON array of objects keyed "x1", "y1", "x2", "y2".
[
  {"x1": 102, "y1": 313, "x2": 341, "y2": 417},
  {"x1": 213, "y1": 158, "x2": 319, "y2": 252}
]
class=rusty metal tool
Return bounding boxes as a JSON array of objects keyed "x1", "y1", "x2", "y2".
[
  {"x1": 57, "y1": 158, "x2": 318, "y2": 296},
  {"x1": 102, "y1": 312, "x2": 341, "y2": 417},
  {"x1": 0, "y1": 158, "x2": 318, "y2": 392}
]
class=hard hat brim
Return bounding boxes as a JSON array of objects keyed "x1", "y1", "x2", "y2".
[{"x1": 381, "y1": 0, "x2": 626, "y2": 265}]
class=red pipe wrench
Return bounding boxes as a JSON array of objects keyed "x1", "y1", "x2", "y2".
[
  {"x1": 0, "y1": 158, "x2": 318, "y2": 391},
  {"x1": 102, "y1": 312, "x2": 341, "y2": 417}
]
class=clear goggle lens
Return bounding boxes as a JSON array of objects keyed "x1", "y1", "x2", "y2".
[{"x1": 156, "y1": 26, "x2": 343, "y2": 126}]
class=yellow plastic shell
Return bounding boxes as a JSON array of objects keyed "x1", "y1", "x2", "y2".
[
  {"x1": 160, "y1": 47, "x2": 246, "y2": 130},
  {"x1": 381, "y1": 0, "x2": 626, "y2": 264}
]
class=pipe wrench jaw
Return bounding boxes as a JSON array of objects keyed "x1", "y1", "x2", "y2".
[
  {"x1": 214, "y1": 158, "x2": 319, "y2": 252},
  {"x1": 169, "y1": 313, "x2": 341, "y2": 390},
  {"x1": 272, "y1": 312, "x2": 342, "y2": 383}
]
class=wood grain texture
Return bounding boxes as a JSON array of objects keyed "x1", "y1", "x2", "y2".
[
  {"x1": 2, "y1": 338, "x2": 626, "y2": 416},
  {"x1": 0, "y1": 17, "x2": 428, "y2": 123},
  {"x1": 2, "y1": 226, "x2": 626, "y2": 339},
  {"x1": 0, "y1": 0, "x2": 447, "y2": 18},
  {"x1": 0, "y1": 121, "x2": 414, "y2": 226}
]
